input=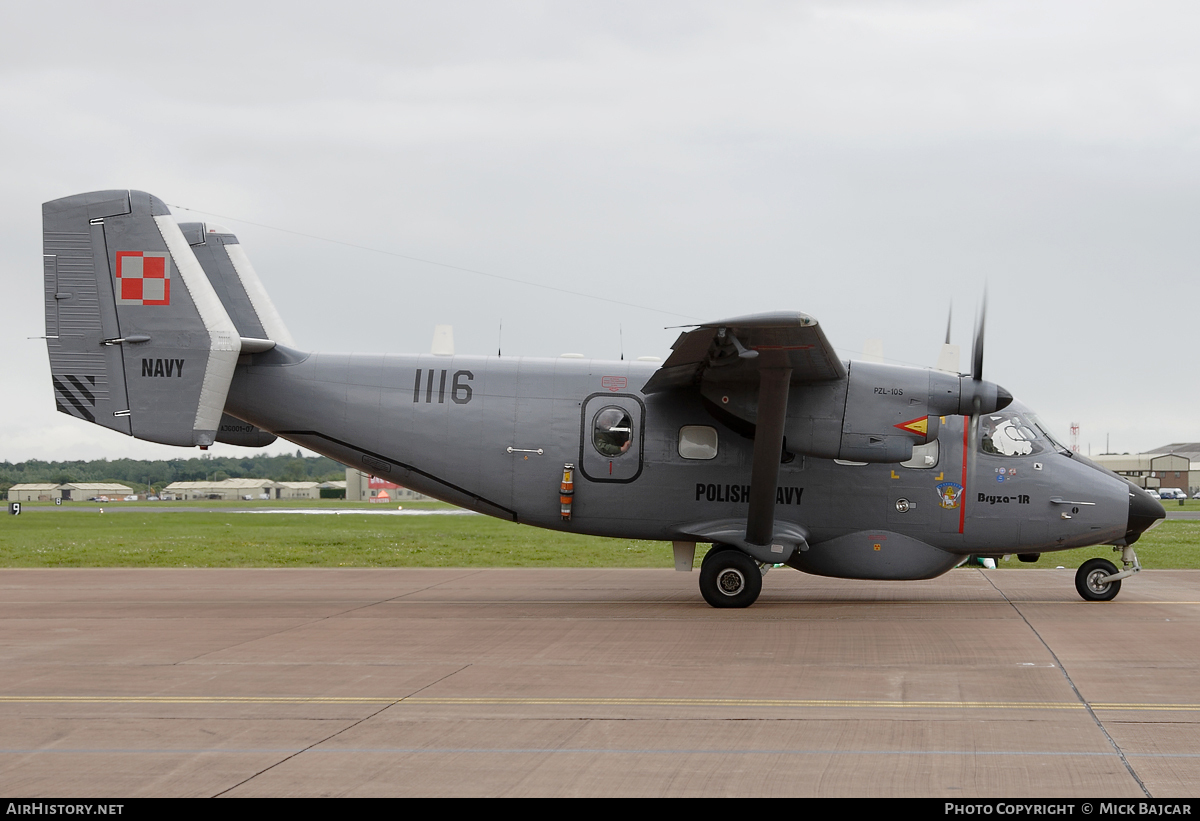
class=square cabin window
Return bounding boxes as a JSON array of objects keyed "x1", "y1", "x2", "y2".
[
  {"x1": 678, "y1": 426, "x2": 718, "y2": 460},
  {"x1": 902, "y1": 440, "x2": 939, "y2": 469}
]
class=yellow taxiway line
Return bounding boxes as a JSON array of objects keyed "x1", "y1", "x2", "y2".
[{"x1": 1, "y1": 695, "x2": 1198, "y2": 711}]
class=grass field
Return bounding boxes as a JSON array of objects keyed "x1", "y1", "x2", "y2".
[
  {"x1": 0, "y1": 503, "x2": 668, "y2": 567},
  {"x1": 3, "y1": 501, "x2": 1198, "y2": 569}
]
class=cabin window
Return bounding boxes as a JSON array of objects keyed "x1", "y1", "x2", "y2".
[
  {"x1": 902, "y1": 440, "x2": 939, "y2": 469},
  {"x1": 593, "y1": 406, "x2": 634, "y2": 457},
  {"x1": 678, "y1": 425, "x2": 718, "y2": 460}
]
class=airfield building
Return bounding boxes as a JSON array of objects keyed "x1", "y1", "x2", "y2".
[
  {"x1": 7, "y1": 484, "x2": 63, "y2": 502},
  {"x1": 7, "y1": 483, "x2": 135, "y2": 502},
  {"x1": 1090, "y1": 451, "x2": 1193, "y2": 494},
  {"x1": 345, "y1": 469, "x2": 431, "y2": 502},
  {"x1": 162, "y1": 479, "x2": 278, "y2": 501},
  {"x1": 160, "y1": 479, "x2": 324, "y2": 501}
]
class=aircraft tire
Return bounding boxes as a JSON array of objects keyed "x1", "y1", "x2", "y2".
[
  {"x1": 700, "y1": 543, "x2": 741, "y2": 570},
  {"x1": 1075, "y1": 558, "x2": 1121, "y2": 602},
  {"x1": 699, "y1": 549, "x2": 762, "y2": 609}
]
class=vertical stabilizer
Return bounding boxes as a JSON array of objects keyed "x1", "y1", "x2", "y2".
[
  {"x1": 43, "y1": 190, "x2": 240, "y2": 447},
  {"x1": 180, "y1": 222, "x2": 295, "y2": 346}
]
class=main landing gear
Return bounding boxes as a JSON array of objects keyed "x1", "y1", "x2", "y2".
[
  {"x1": 699, "y1": 546, "x2": 765, "y2": 608},
  {"x1": 1074, "y1": 546, "x2": 1142, "y2": 602}
]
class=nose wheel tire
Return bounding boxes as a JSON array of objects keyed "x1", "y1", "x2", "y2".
[
  {"x1": 1075, "y1": 558, "x2": 1121, "y2": 602},
  {"x1": 699, "y1": 548, "x2": 762, "y2": 608}
]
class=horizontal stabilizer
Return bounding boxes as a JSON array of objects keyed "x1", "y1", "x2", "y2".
[{"x1": 215, "y1": 413, "x2": 278, "y2": 448}]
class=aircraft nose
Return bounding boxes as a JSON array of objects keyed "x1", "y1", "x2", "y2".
[{"x1": 1125, "y1": 483, "x2": 1166, "y2": 544}]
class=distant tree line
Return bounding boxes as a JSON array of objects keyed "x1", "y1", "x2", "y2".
[{"x1": 0, "y1": 452, "x2": 345, "y2": 495}]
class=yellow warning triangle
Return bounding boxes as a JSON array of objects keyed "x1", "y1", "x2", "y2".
[{"x1": 895, "y1": 416, "x2": 928, "y2": 436}]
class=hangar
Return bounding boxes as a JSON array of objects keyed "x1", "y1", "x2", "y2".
[
  {"x1": 160, "y1": 479, "x2": 321, "y2": 501},
  {"x1": 7, "y1": 482, "x2": 135, "y2": 502},
  {"x1": 1091, "y1": 446, "x2": 1197, "y2": 494}
]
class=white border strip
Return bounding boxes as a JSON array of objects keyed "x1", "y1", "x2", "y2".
[
  {"x1": 224, "y1": 243, "x2": 295, "y2": 347},
  {"x1": 154, "y1": 215, "x2": 240, "y2": 443}
]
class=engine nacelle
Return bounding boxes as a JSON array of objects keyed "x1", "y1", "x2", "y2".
[{"x1": 701, "y1": 360, "x2": 1009, "y2": 464}]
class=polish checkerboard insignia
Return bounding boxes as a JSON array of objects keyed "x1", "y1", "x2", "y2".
[{"x1": 115, "y1": 251, "x2": 171, "y2": 305}]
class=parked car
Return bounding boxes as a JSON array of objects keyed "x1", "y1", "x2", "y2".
[
  {"x1": 1145, "y1": 489, "x2": 1161, "y2": 499},
  {"x1": 1158, "y1": 488, "x2": 1186, "y2": 500}
]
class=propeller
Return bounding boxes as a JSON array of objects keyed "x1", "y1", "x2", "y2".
[
  {"x1": 971, "y1": 292, "x2": 986, "y2": 383},
  {"x1": 957, "y1": 289, "x2": 1010, "y2": 417},
  {"x1": 961, "y1": 289, "x2": 1013, "y2": 532}
]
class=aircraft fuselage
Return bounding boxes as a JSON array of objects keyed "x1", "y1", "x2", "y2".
[{"x1": 225, "y1": 347, "x2": 1134, "y2": 581}]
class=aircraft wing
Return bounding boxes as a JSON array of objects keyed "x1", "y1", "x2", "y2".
[
  {"x1": 642, "y1": 312, "x2": 846, "y2": 553},
  {"x1": 642, "y1": 312, "x2": 845, "y2": 395}
]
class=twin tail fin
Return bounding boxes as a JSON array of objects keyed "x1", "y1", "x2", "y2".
[{"x1": 43, "y1": 190, "x2": 290, "y2": 448}]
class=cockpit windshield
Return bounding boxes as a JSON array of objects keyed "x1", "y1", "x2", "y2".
[
  {"x1": 978, "y1": 411, "x2": 1045, "y2": 458},
  {"x1": 1025, "y1": 413, "x2": 1071, "y2": 455}
]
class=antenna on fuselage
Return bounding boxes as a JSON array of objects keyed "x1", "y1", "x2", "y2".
[
  {"x1": 431, "y1": 325, "x2": 454, "y2": 356},
  {"x1": 935, "y1": 301, "x2": 961, "y2": 374},
  {"x1": 861, "y1": 338, "x2": 884, "y2": 363}
]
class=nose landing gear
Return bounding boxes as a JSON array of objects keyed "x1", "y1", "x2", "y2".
[
  {"x1": 1074, "y1": 547, "x2": 1142, "y2": 602},
  {"x1": 1076, "y1": 558, "x2": 1121, "y2": 601}
]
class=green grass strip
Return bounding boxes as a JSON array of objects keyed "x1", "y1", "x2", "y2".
[{"x1": 2, "y1": 504, "x2": 1197, "y2": 569}]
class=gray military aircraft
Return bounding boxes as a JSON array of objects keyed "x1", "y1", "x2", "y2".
[{"x1": 41, "y1": 190, "x2": 1166, "y2": 607}]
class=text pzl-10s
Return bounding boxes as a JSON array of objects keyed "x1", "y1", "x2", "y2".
[{"x1": 41, "y1": 190, "x2": 1165, "y2": 607}]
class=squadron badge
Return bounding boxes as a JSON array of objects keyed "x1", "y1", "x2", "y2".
[{"x1": 936, "y1": 481, "x2": 964, "y2": 510}]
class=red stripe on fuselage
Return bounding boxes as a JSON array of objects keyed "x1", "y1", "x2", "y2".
[{"x1": 960, "y1": 417, "x2": 968, "y2": 534}]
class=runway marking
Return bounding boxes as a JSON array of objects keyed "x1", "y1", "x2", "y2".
[
  {"x1": 2, "y1": 696, "x2": 1199, "y2": 711},
  {"x1": 3, "y1": 747, "x2": 1200, "y2": 758}
]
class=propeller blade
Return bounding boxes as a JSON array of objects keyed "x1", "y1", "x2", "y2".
[
  {"x1": 966, "y1": 290, "x2": 988, "y2": 537},
  {"x1": 971, "y1": 291, "x2": 987, "y2": 382}
]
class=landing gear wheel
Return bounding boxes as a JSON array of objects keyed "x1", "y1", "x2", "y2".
[
  {"x1": 699, "y1": 549, "x2": 762, "y2": 608},
  {"x1": 1075, "y1": 558, "x2": 1121, "y2": 602},
  {"x1": 700, "y1": 544, "x2": 741, "y2": 570}
]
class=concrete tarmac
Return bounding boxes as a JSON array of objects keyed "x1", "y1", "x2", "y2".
[{"x1": 0, "y1": 567, "x2": 1197, "y2": 798}]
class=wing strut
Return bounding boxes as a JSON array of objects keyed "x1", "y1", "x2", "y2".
[{"x1": 745, "y1": 365, "x2": 792, "y2": 546}]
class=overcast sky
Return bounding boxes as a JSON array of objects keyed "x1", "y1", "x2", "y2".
[{"x1": 2, "y1": 1, "x2": 1197, "y2": 463}]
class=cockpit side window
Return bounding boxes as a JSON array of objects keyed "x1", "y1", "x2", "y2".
[
  {"x1": 979, "y1": 412, "x2": 1043, "y2": 457},
  {"x1": 593, "y1": 407, "x2": 634, "y2": 457}
]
